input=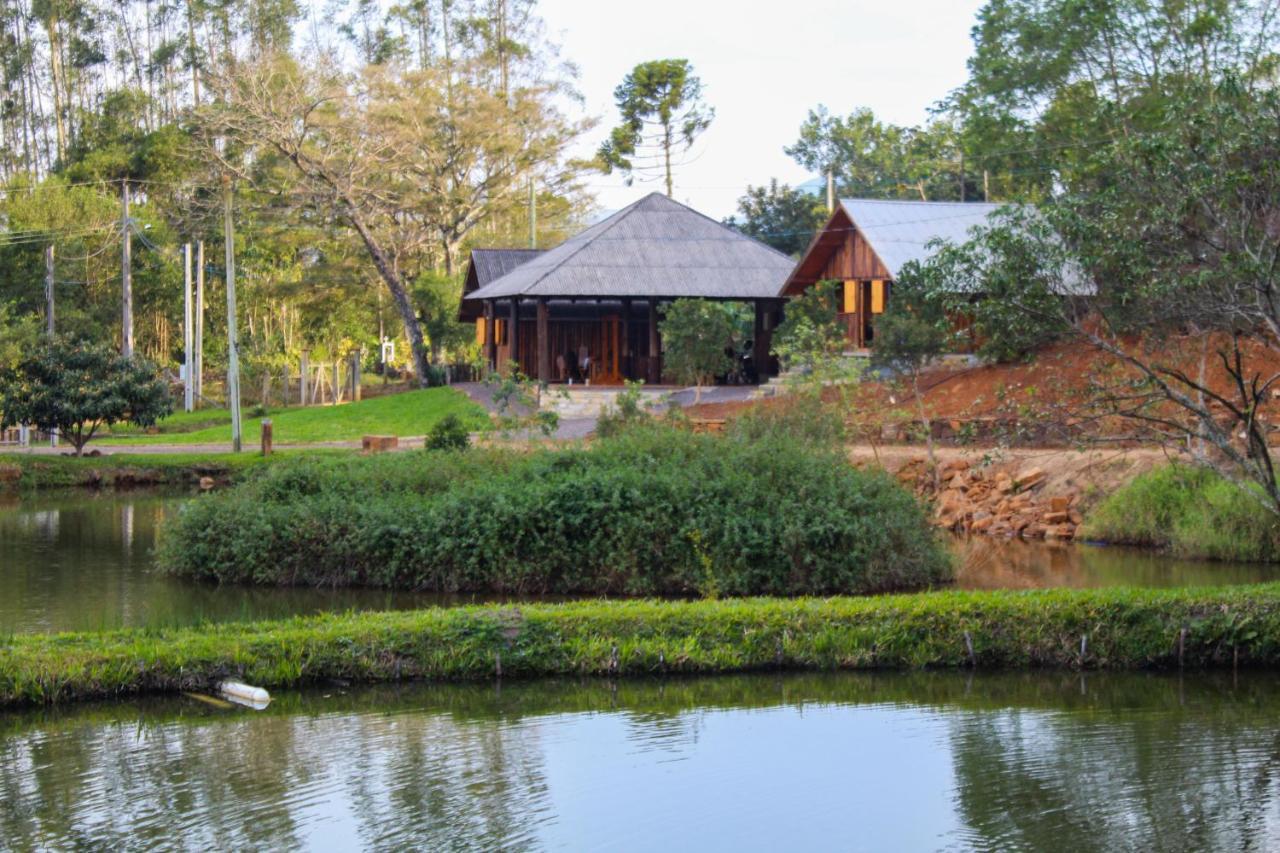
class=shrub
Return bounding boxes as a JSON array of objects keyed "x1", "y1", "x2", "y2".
[
  {"x1": 161, "y1": 425, "x2": 950, "y2": 596},
  {"x1": 1082, "y1": 464, "x2": 1280, "y2": 562},
  {"x1": 425, "y1": 413, "x2": 471, "y2": 451},
  {"x1": 595, "y1": 380, "x2": 654, "y2": 438}
]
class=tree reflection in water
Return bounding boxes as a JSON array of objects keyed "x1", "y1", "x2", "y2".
[{"x1": 2, "y1": 673, "x2": 1280, "y2": 850}]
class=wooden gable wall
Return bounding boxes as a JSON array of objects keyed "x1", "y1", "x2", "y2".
[{"x1": 782, "y1": 208, "x2": 894, "y2": 296}]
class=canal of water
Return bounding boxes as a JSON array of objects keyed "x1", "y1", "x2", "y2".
[
  {"x1": 3, "y1": 490, "x2": 1278, "y2": 634},
  {"x1": 2, "y1": 670, "x2": 1278, "y2": 850}
]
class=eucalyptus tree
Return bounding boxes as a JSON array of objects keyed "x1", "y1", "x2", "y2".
[{"x1": 597, "y1": 58, "x2": 713, "y2": 197}]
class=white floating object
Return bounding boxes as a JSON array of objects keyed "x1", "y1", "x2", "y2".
[{"x1": 218, "y1": 680, "x2": 271, "y2": 708}]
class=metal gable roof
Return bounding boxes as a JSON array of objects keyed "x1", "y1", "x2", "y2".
[
  {"x1": 464, "y1": 193, "x2": 796, "y2": 302},
  {"x1": 839, "y1": 199, "x2": 1007, "y2": 278}
]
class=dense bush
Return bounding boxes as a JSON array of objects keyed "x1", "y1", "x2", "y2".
[
  {"x1": 161, "y1": 426, "x2": 950, "y2": 596},
  {"x1": 1082, "y1": 464, "x2": 1280, "y2": 562},
  {"x1": 425, "y1": 413, "x2": 471, "y2": 451}
]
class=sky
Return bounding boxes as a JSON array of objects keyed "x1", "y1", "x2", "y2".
[{"x1": 537, "y1": 0, "x2": 987, "y2": 219}]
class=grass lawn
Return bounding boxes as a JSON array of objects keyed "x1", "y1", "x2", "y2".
[{"x1": 100, "y1": 387, "x2": 490, "y2": 445}]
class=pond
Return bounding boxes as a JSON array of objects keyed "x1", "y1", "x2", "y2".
[
  {"x1": 3, "y1": 491, "x2": 1280, "y2": 634},
  {"x1": 1, "y1": 670, "x2": 1278, "y2": 850}
]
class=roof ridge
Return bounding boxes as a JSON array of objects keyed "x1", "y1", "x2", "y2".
[
  {"x1": 840, "y1": 197, "x2": 1004, "y2": 207},
  {"x1": 507, "y1": 194, "x2": 655, "y2": 296}
]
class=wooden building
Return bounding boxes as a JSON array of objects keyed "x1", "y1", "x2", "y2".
[
  {"x1": 782, "y1": 199, "x2": 1006, "y2": 349},
  {"x1": 462, "y1": 193, "x2": 794, "y2": 385}
]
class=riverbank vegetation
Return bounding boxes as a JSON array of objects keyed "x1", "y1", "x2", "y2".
[
  {"x1": 1082, "y1": 465, "x2": 1280, "y2": 563},
  {"x1": 6, "y1": 586, "x2": 1280, "y2": 707},
  {"x1": 160, "y1": 425, "x2": 950, "y2": 596},
  {"x1": 0, "y1": 450, "x2": 347, "y2": 492}
]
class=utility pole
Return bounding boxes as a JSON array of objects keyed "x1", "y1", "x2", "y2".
[
  {"x1": 528, "y1": 178, "x2": 537, "y2": 249},
  {"x1": 826, "y1": 169, "x2": 834, "y2": 213},
  {"x1": 183, "y1": 242, "x2": 194, "y2": 412},
  {"x1": 44, "y1": 245, "x2": 54, "y2": 337},
  {"x1": 121, "y1": 179, "x2": 133, "y2": 357},
  {"x1": 195, "y1": 240, "x2": 205, "y2": 404},
  {"x1": 223, "y1": 176, "x2": 242, "y2": 452}
]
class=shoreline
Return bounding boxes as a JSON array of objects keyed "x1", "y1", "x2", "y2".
[{"x1": 5, "y1": 587, "x2": 1280, "y2": 708}]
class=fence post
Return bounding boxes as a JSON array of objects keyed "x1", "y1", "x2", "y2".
[
  {"x1": 300, "y1": 350, "x2": 310, "y2": 406},
  {"x1": 261, "y1": 418, "x2": 273, "y2": 456},
  {"x1": 352, "y1": 352, "x2": 362, "y2": 401}
]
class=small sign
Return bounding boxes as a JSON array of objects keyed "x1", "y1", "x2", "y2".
[{"x1": 380, "y1": 338, "x2": 395, "y2": 364}]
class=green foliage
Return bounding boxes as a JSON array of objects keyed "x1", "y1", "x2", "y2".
[
  {"x1": 870, "y1": 267, "x2": 953, "y2": 373},
  {"x1": 1083, "y1": 465, "x2": 1280, "y2": 563},
  {"x1": 723, "y1": 179, "x2": 826, "y2": 256},
  {"x1": 0, "y1": 338, "x2": 171, "y2": 455},
  {"x1": 484, "y1": 364, "x2": 560, "y2": 437},
  {"x1": 595, "y1": 380, "x2": 655, "y2": 438},
  {"x1": 597, "y1": 59, "x2": 714, "y2": 195},
  {"x1": 771, "y1": 280, "x2": 848, "y2": 372},
  {"x1": 658, "y1": 299, "x2": 738, "y2": 397},
  {"x1": 725, "y1": 393, "x2": 846, "y2": 448},
  {"x1": 425, "y1": 413, "x2": 471, "y2": 451},
  {"x1": 14, "y1": 584, "x2": 1280, "y2": 706},
  {"x1": 160, "y1": 424, "x2": 951, "y2": 596}
]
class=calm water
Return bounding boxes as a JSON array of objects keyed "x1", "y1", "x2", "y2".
[
  {"x1": 2, "y1": 671, "x2": 1279, "y2": 850},
  {"x1": 3, "y1": 491, "x2": 1280, "y2": 634}
]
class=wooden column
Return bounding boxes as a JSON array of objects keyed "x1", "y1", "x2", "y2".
[
  {"x1": 536, "y1": 297, "x2": 551, "y2": 382},
  {"x1": 484, "y1": 300, "x2": 496, "y2": 371},
  {"x1": 620, "y1": 298, "x2": 632, "y2": 380},
  {"x1": 508, "y1": 298, "x2": 520, "y2": 372},
  {"x1": 647, "y1": 298, "x2": 661, "y2": 385},
  {"x1": 754, "y1": 300, "x2": 775, "y2": 381}
]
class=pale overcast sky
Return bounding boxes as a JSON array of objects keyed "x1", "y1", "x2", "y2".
[{"x1": 538, "y1": 0, "x2": 987, "y2": 219}]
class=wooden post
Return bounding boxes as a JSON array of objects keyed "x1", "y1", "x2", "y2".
[
  {"x1": 352, "y1": 351, "x2": 362, "y2": 401},
  {"x1": 121, "y1": 179, "x2": 133, "y2": 357},
  {"x1": 508, "y1": 298, "x2": 520, "y2": 372},
  {"x1": 300, "y1": 350, "x2": 310, "y2": 405},
  {"x1": 647, "y1": 298, "x2": 660, "y2": 384},
  {"x1": 620, "y1": 298, "x2": 632, "y2": 380},
  {"x1": 535, "y1": 297, "x2": 550, "y2": 382},
  {"x1": 484, "y1": 300, "x2": 496, "y2": 372},
  {"x1": 332, "y1": 361, "x2": 341, "y2": 405},
  {"x1": 283, "y1": 365, "x2": 290, "y2": 407},
  {"x1": 753, "y1": 300, "x2": 776, "y2": 381},
  {"x1": 260, "y1": 418, "x2": 272, "y2": 456}
]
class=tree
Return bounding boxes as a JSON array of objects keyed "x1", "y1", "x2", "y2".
[
  {"x1": 724, "y1": 179, "x2": 826, "y2": 256},
  {"x1": 871, "y1": 267, "x2": 953, "y2": 479},
  {"x1": 597, "y1": 59, "x2": 713, "y2": 197},
  {"x1": 786, "y1": 106, "x2": 969, "y2": 201},
  {"x1": 658, "y1": 298, "x2": 737, "y2": 403},
  {"x1": 771, "y1": 281, "x2": 848, "y2": 373},
  {"x1": 0, "y1": 338, "x2": 171, "y2": 455},
  {"x1": 204, "y1": 54, "x2": 587, "y2": 385}
]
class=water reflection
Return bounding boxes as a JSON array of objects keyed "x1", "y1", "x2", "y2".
[
  {"x1": 4, "y1": 491, "x2": 1280, "y2": 635},
  {"x1": 1, "y1": 672, "x2": 1279, "y2": 850}
]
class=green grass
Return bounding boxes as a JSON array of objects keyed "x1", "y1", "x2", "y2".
[
  {"x1": 0, "y1": 449, "x2": 350, "y2": 492},
  {"x1": 1082, "y1": 464, "x2": 1280, "y2": 562},
  {"x1": 99, "y1": 387, "x2": 490, "y2": 445},
  {"x1": 4, "y1": 586, "x2": 1280, "y2": 707}
]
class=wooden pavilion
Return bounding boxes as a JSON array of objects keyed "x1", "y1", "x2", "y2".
[
  {"x1": 782, "y1": 199, "x2": 1006, "y2": 349},
  {"x1": 462, "y1": 193, "x2": 795, "y2": 384}
]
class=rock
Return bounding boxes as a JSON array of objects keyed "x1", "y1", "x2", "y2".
[
  {"x1": 362, "y1": 435, "x2": 399, "y2": 453},
  {"x1": 199, "y1": 476, "x2": 215, "y2": 490},
  {"x1": 936, "y1": 489, "x2": 968, "y2": 518},
  {"x1": 995, "y1": 476, "x2": 1014, "y2": 494},
  {"x1": 1042, "y1": 510, "x2": 1070, "y2": 524},
  {"x1": 1049, "y1": 495, "x2": 1071, "y2": 513},
  {"x1": 1069, "y1": 510, "x2": 1084, "y2": 525},
  {"x1": 1014, "y1": 467, "x2": 1047, "y2": 490}
]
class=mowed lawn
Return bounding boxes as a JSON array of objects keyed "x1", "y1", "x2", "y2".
[{"x1": 99, "y1": 387, "x2": 490, "y2": 445}]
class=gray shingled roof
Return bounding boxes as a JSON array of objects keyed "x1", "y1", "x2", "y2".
[
  {"x1": 465, "y1": 193, "x2": 796, "y2": 301},
  {"x1": 839, "y1": 199, "x2": 1006, "y2": 278},
  {"x1": 469, "y1": 248, "x2": 545, "y2": 284}
]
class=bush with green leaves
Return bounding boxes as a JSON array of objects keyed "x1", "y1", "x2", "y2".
[
  {"x1": 658, "y1": 298, "x2": 739, "y2": 402},
  {"x1": 595, "y1": 380, "x2": 656, "y2": 438},
  {"x1": 0, "y1": 338, "x2": 171, "y2": 455},
  {"x1": 771, "y1": 280, "x2": 847, "y2": 372},
  {"x1": 425, "y1": 412, "x2": 471, "y2": 451},
  {"x1": 1082, "y1": 465, "x2": 1280, "y2": 562},
  {"x1": 161, "y1": 424, "x2": 950, "y2": 596}
]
